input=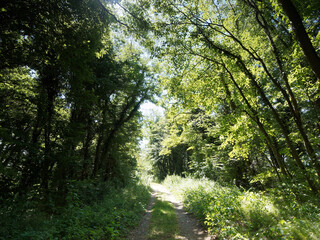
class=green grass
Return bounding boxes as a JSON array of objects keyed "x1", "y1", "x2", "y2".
[
  {"x1": 148, "y1": 198, "x2": 179, "y2": 240},
  {"x1": 163, "y1": 175, "x2": 320, "y2": 240}
]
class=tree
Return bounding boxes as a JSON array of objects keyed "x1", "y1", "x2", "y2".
[
  {"x1": 275, "y1": 0, "x2": 320, "y2": 80},
  {"x1": 123, "y1": 0, "x2": 320, "y2": 192},
  {"x1": 0, "y1": 0, "x2": 155, "y2": 205}
]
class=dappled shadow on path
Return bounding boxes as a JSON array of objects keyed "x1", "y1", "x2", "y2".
[
  {"x1": 126, "y1": 183, "x2": 211, "y2": 240},
  {"x1": 151, "y1": 183, "x2": 211, "y2": 240},
  {"x1": 127, "y1": 183, "x2": 211, "y2": 240},
  {"x1": 126, "y1": 189, "x2": 156, "y2": 240}
]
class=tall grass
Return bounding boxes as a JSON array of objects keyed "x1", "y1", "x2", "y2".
[{"x1": 163, "y1": 175, "x2": 320, "y2": 239}]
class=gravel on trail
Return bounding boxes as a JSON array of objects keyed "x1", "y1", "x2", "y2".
[{"x1": 127, "y1": 183, "x2": 211, "y2": 240}]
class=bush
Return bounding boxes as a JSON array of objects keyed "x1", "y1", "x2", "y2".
[
  {"x1": 163, "y1": 175, "x2": 320, "y2": 239},
  {"x1": 0, "y1": 179, "x2": 151, "y2": 240}
]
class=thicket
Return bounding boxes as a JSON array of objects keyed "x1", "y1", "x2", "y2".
[
  {"x1": 164, "y1": 175, "x2": 320, "y2": 239},
  {"x1": 0, "y1": 0, "x2": 154, "y2": 238},
  {"x1": 0, "y1": 178, "x2": 150, "y2": 240},
  {"x1": 0, "y1": 0, "x2": 154, "y2": 201}
]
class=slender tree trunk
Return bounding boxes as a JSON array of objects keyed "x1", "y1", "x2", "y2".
[
  {"x1": 224, "y1": 54, "x2": 317, "y2": 192},
  {"x1": 41, "y1": 75, "x2": 57, "y2": 190},
  {"x1": 19, "y1": 92, "x2": 45, "y2": 190},
  {"x1": 100, "y1": 98, "x2": 144, "y2": 180},
  {"x1": 266, "y1": 145, "x2": 282, "y2": 181},
  {"x1": 249, "y1": 0, "x2": 320, "y2": 184},
  {"x1": 224, "y1": 66, "x2": 290, "y2": 178},
  {"x1": 276, "y1": 0, "x2": 320, "y2": 81},
  {"x1": 92, "y1": 132, "x2": 103, "y2": 178},
  {"x1": 241, "y1": 64, "x2": 318, "y2": 193},
  {"x1": 91, "y1": 106, "x2": 108, "y2": 178},
  {"x1": 81, "y1": 119, "x2": 94, "y2": 180}
]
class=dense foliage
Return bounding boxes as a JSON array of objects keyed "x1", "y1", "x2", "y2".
[
  {"x1": 2, "y1": 0, "x2": 320, "y2": 238},
  {"x1": 164, "y1": 175, "x2": 320, "y2": 239},
  {"x1": 128, "y1": 0, "x2": 320, "y2": 194},
  {"x1": 0, "y1": 179, "x2": 150, "y2": 239},
  {"x1": 0, "y1": 0, "x2": 153, "y2": 203},
  {"x1": 145, "y1": 116, "x2": 190, "y2": 181},
  {"x1": 0, "y1": 0, "x2": 154, "y2": 238}
]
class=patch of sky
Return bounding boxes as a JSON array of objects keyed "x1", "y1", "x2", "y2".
[
  {"x1": 29, "y1": 68, "x2": 38, "y2": 79},
  {"x1": 140, "y1": 100, "x2": 164, "y2": 117}
]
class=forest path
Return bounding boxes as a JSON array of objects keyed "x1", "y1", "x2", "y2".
[{"x1": 127, "y1": 183, "x2": 211, "y2": 240}]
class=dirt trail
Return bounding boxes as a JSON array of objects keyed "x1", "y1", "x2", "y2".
[{"x1": 127, "y1": 183, "x2": 211, "y2": 240}]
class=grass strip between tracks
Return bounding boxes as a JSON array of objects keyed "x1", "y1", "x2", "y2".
[{"x1": 148, "y1": 197, "x2": 179, "y2": 240}]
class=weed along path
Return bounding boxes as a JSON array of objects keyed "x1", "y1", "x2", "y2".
[{"x1": 127, "y1": 183, "x2": 211, "y2": 240}]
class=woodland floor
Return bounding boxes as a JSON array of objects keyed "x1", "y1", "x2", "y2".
[{"x1": 127, "y1": 183, "x2": 211, "y2": 240}]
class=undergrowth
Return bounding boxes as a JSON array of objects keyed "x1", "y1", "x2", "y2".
[
  {"x1": 0, "y1": 178, "x2": 151, "y2": 240},
  {"x1": 163, "y1": 175, "x2": 320, "y2": 239}
]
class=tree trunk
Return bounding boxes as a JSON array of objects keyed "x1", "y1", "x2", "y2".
[
  {"x1": 250, "y1": 0, "x2": 320, "y2": 184},
  {"x1": 276, "y1": 0, "x2": 320, "y2": 81},
  {"x1": 81, "y1": 118, "x2": 94, "y2": 180},
  {"x1": 40, "y1": 74, "x2": 57, "y2": 190}
]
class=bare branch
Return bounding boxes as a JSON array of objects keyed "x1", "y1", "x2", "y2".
[{"x1": 97, "y1": 0, "x2": 130, "y2": 29}]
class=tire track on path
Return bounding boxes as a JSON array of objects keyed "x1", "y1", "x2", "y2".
[{"x1": 127, "y1": 183, "x2": 211, "y2": 240}]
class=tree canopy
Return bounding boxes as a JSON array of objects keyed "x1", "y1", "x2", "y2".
[
  {"x1": 1, "y1": 0, "x2": 320, "y2": 221},
  {"x1": 0, "y1": 0, "x2": 155, "y2": 204},
  {"x1": 1, "y1": 0, "x2": 320, "y2": 238},
  {"x1": 120, "y1": 0, "x2": 320, "y2": 193}
]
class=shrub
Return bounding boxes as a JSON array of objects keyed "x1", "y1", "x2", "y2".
[
  {"x1": 0, "y1": 179, "x2": 151, "y2": 240},
  {"x1": 163, "y1": 175, "x2": 320, "y2": 239}
]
